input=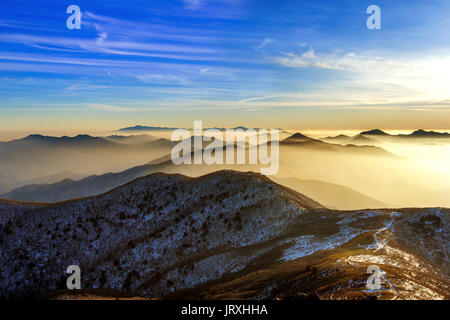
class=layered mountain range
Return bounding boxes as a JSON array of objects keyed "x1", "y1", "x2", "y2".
[
  {"x1": 0, "y1": 129, "x2": 449, "y2": 300},
  {"x1": 2, "y1": 130, "x2": 449, "y2": 208},
  {"x1": 323, "y1": 129, "x2": 450, "y2": 144}
]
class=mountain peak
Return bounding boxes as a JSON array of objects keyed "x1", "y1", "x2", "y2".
[
  {"x1": 360, "y1": 129, "x2": 389, "y2": 136},
  {"x1": 70, "y1": 134, "x2": 104, "y2": 142},
  {"x1": 23, "y1": 134, "x2": 45, "y2": 140},
  {"x1": 410, "y1": 129, "x2": 450, "y2": 137},
  {"x1": 284, "y1": 132, "x2": 312, "y2": 141},
  {"x1": 119, "y1": 125, "x2": 178, "y2": 132},
  {"x1": 74, "y1": 134, "x2": 94, "y2": 139}
]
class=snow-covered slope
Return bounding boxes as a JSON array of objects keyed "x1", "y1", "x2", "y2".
[
  {"x1": 0, "y1": 170, "x2": 321, "y2": 299},
  {"x1": 0, "y1": 171, "x2": 448, "y2": 300}
]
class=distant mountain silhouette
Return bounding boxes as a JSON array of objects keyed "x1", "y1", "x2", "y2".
[
  {"x1": 324, "y1": 134, "x2": 350, "y2": 140},
  {"x1": 358, "y1": 129, "x2": 450, "y2": 139},
  {"x1": 351, "y1": 134, "x2": 376, "y2": 143},
  {"x1": 22, "y1": 171, "x2": 86, "y2": 185},
  {"x1": 0, "y1": 158, "x2": 173, "y2": 202},
  {"x1": 323, "y1": 129, "x2": 450, "y2": 143},
  {"x1": 407, "y1": 129, "x2": 450, "y2": 137},
  {"x1": 360, "y1": 129, "x2": 390, "y2": 136},
  {"x1": 323, "y1": 134, "x2": 377, "y2": 145},
  {"x1": 118, "y1": 125, "x2": 273, "y2": 132},
  {"x1": 0, "y1": 134, "x2": 177, "y2": 184},
  {"x1": 0, "y1": 134, "x2": 116, "y2": 152},
  {"x1": 283, "y1": 132, "x2": 394, "y2": 156},
  {"x1": 283, "y1": 132, "x2": 313, "y2": 142},
  {"x1": 118, "y1": 125, "x2": 180, "y2": 132}
]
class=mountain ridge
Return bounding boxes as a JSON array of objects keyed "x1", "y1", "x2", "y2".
[
  {"x1": 0, "y1": 170, "x2": 323, "y2": 299},
  {"x1": 0, "y1": 170, "x2": 447, "y2": 300}
]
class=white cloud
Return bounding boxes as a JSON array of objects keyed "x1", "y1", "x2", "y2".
[{"x1": 273, "y1": 48, "x2": 450, "y2": 102}]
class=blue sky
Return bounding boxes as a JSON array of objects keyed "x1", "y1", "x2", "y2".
[{"x1": 0, "y1": 0, "x2": 449, "y2": 137}]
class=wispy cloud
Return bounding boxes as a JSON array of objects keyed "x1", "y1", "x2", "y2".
[
  {"x1": 66, "y1": 84, "x2": 109, "y2": 91},
  {"x1": 83, "y1": 103, "x2": 175, "y2": 112},
  {"x1": 255, "y1": 38, "x2": 273, "y2": 50},
  {"x1": 82, "y1": 97, "x2": 450, "y2": 113},
  {"x1": 83, "y1": 12, "x2": 219, "y2": 43},
  {"x1": 0, "y1": 33, "x2": 216, "y2": 58},
  {"x1": 199, "y1": 67, "x2": 234, "y2": 79},
  {"x1": 84, "y1": 103, "x2": 134, "y2": 112},
  {"x1": 0, "y1": 9, "x2": 224, "y2": 68},
  {"x1": 238, "y1": 94, "x2": 304, "y2": 103},
  {"x1": 136, "y1": 73, "x2": 189, "y2": 85},
  {"x1": 273, "y1": 48, "x2": 418, "y2": 72}
]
